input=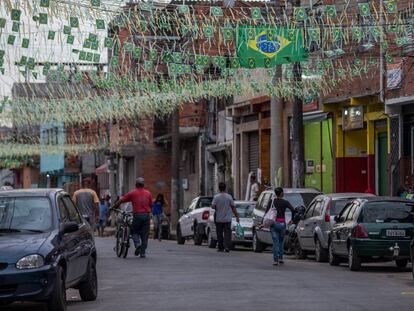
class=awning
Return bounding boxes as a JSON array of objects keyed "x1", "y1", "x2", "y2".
[
  {"x1": 95, "y1": 163, "x2": 108, "y2": 175},
  {"x1": 303, "y1": 111, "x2": 329, "y2": 124}
]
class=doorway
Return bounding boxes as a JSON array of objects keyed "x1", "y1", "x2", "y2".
[{"x1": 377, "y1": 132, "x2": 389, "y2": 195}]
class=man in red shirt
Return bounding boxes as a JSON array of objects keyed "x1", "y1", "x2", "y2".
[{"x1": 112, "y1": 177, "x2": 153, "y2": 258}]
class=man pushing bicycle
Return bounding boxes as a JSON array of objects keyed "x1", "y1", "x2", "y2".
[{"x1": 111, "y1": 177, "x2": 153, "y2": 258}]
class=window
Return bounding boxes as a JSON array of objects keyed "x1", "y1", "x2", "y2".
[
  {"x1": 187, "y1": 200, "x2": 197, "y2": 212},
  {"x1": 346, "y1": 203, "x2": 358, "y2": 221},
  {"x1": 331, "y1": 199, "x2": 354, "y2": 216},
  {"x1": 305, "y1": 202, "x2": 316, "y2": 219},
  {"x1": 284, "y1": 193, "x2": 319, "y2": 209},
  {"x1": 313, "y1": 201, "x2": 323, "y2": 217},
  {"x1": 58, "y1": 198, "x2": 70, "y2": 223},
  {"x1": 260, "y1": 193, "x2": 272, "y2": 212},
  {"x1": 339, "y1": 203, "x2": 353, "y2": 222},
  {"x1": 63, "y1": 196, "x2": 82, "y2": 224},
  {"x1": 236, "y1": 203, "x2": 255, "y2": 218},
  {"x1": 197, "y1": 197, "x2": 213, "y2": 209},
  {"x1": 361, "y1": 201, "x2": 414, "y2": 223}
]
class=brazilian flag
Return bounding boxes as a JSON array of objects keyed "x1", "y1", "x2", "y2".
[{"x1": 236, "y1": 26, "x2": 308, "y2": 68}]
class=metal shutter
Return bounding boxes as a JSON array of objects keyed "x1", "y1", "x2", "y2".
[{"x1": 248, "y1": 131, "x2": 259, "y2": 173}]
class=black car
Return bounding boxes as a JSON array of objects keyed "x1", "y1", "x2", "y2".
[
  {"x1": 0, "y1": 189, "x2": 97, "y2": 310},
  {"x1": 411, "y1": 237, "x2": 414, "y2": 278}
]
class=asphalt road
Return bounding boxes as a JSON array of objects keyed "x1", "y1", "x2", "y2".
[{"x1": 4, "y1": 237, "x2": 414, "y2": 311}]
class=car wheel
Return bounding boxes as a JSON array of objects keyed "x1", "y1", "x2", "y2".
[
  {"x1": 395, "y1": 259, "x2": 408, "y2": 269},
  {"x1": 193, "y1": 224, "x2": 203, "y2": 246},
  {"x1": 78, "y1": 259, "x2": 98, "y2": 301},
  {"x1": 207, "y1": 230, "x2": 217, "y2": 249},
  {"x1": 328, "y1": 241, "x2": 340, "y2": 266},
  {"x1": 348, "y1": 244, "x2": 361, "y2": 271},
  {"x1": 252, "y1": 231, "x2": 264, "y2": 253},
  {"x1": 294, "y1": 240, "x2": 307, "y2": 259},
  {"x1": 315, "y1": 239, "x2": 328, "y2": 262},
  {"x1": 176, "y1": 226, "x2": 185, "y2": 245},
  {"x1": 47, "y1": 265, "x2": 66, "y2": 311}
]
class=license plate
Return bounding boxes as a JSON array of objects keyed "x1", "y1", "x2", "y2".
[{"x1": 386, "y1": 230, "x2": 405, "y2": 237}]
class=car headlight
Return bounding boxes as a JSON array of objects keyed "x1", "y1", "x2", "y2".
[{"x1": 16, "y1": 254, "x2": 44, "y2": 270}]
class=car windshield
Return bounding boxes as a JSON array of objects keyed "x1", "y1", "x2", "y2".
[
  {"x1": 236, "y1": 203, "x2": 255, "y2": 218},
  {"x1": 0, "y1": 197, "x2": 52, "y2": 232},
  {"x1": 362, "y1": 201, "x2": 414, "y2": 223},
  {"x1": 331, "y1": 199, "x2": 354, "y2": 215},
  {"x1": 199, "y1": 197, "x2": 213, "y2": 208},
  {"x1": 284, "y1": 193, "x2": 319, "y2": 209}
]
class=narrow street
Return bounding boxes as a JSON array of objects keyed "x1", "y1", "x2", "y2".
[{"x1": 4, "y1": 237, "x2": 414, "y2": 311}]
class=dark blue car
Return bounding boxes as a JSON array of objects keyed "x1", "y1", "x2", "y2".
[{"x1": 0, "y1": 189, "x2": 97, "y2": 310}]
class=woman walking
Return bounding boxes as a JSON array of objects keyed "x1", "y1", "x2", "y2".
[{"x1": 152, "y1": 194, "x2": 166, "y2": 241}]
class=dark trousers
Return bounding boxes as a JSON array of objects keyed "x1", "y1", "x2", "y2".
[
  {"x1": 131, "y1": 214, "x2": 150, "y2": 254},
  {"x1": 216, "y1": 222, "x2": 232, "y2": 250}
]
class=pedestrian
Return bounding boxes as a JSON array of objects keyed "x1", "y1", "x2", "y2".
[
  {"x1": 152, "y1": 193, "x2": 165, "y2": 241},
  {"x1": 73, "y1": 178, "x2": 100, "y2": 229},
  {"x1": 266, "y1": 187, "x2": 295, "y2": 266},
  {"x1": 112, "y1": 177, "x2": 153, "y2": 258},
  {"x1": 212, "y1": 182, "x2": 240, "y2": 253},
  {"x1": 250, "y1": 174, "x2": 260, "y2": 201},
  {"x1": 96, "y1": 197, "x2": 108, "y2": 237}
]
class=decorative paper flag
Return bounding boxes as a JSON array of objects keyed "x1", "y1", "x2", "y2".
[
  {"x1": 124, "y1": 42, "x2": 134, "y2": 51},
  {"x1": 104, "y1": 37, "x2": 114, "y2": 48},
  {"x1": 22, "y1": 38, "x2": 29, "y2": 48},
  {"x1": 63, "y1": 25, "x2": 71, "y2": 35},
  {"x1": 140, "y1": 2, "x2": 152, "y2": 11},
  {"x1": 39, "y1": 13, "x2": 48, "y2": 25},
  {"x1": 0, "y1": 50, "x2": 4, "y2": 58},
  {"x1": 149, "y1": 50, "x2": 158, "y2": 61},
  {"x1": 89, "y1": 33, "x2": 98, "y2": 42},
  {"x1": 86, "y1": 52, "x2": 93, "y2": 62},
  {"x1": 83, "y1": 40, "x2": 92, "y2": 49},
  {"x1": 140, "y1": 21, "x2": 147, "y2": 32},
  {"x1": 325, "y1": 5, "x2": 337, "y2": 18},
  {"x1": 358, "y1": 3, "x2": 371, "y2": 17},
  {"x1": 172, "y1": 52, "x2": 182, "y2": 63},
  {"x1": 11, "y1": 9, "x2": 21, "y2": 21},
  {"x1": 381, "y1": 40, "x2": 389, "y2": 50},
  {"x1": 386, "y1": 55, "x2": 393, "y2": 64},
  {"x1": 43, "y1": 62, "x2": 51, "y2": 71},
  {"x1": 184, "y1": 65, "x2": 191, "y2": 74},
  {"x1": 247, "y1": 28, "x2": 256, "y2": 40},
  {"x1": 91, "y1": 41, "x2": 99, "y2": 50},
  {"x1": 211, "y1": 7, "x2": 223, "y2": 17},
  {"x1": 12, "y1": 22, "x2": 19, "y2": 32},
  {"x1": 247, "y1": 58, "x2": 256, "y2": 69},
  {"x1": 168, "y1": 63, "x2": 177, "y2": 75},
  {"x1": 96, "y1": 19, "x2": 105, "y2": 30},
  {"x1": 79, "y1": 51, "x2": 86, "y2": 61},
  {"x1": 48, "y1": 31, "x2": 56, "y2": 40},
  {"x1": 178, "y1": 5, "x2": 189, "y2": 14},
  {"x1": 133, "y1": 48, "x2": 142, "y2": 60},
  {"x1": 7, "y1": 35, "x2": 16, "y2": 45},
  {"x1": 0, "y1": 18, "x2": 5, "y2": 28},
  {"x1": 222, "y1": 27, "x2": 234, "y2": 41},
  {"x1": 20, "y1": 56, "x2": 27, "y2": 65},
  {"x1": 93, "y1": 54, "x2": 100, "y2": 62},
  {"x1": 27, "y1": 58, "x2": 35, "y2": 70},
  {"x1": 387, "y1": 24, "x2": 401, "y2": 33},
  {"x1": 352, "y1": 27, "x2": 363, "y2": 41},
  {"x1": 91, "y1": 0, "x2": 101, "y2": 6},
  {"x1": 203, "y1": 25, "x2": 214, "y2": 39},
  {"x1": 144, "y1": 60, "x2": 153, "y2": 71},
  {"x1": 40, "y1": 0, "x2": 50, "y2": 7},
  {"x1": 111, "y1": 57, "x2": 119, "y2": 66},
  {"x1": 213, "y1": 56, "x2": 226, "y2": 69},
  {"x1": 308, "y1": 28, "x2": 320, "y2": 42},
  {"x1": 67, "y1": 35, "x2": 75, "y2": 44},
  {"x1": 332, "y1": 27, "x2": 342, "y2": 42},
  {"x1": 196, "y1": 55, "x2": 209, "y2": 66},
  {"x1": 251, "y1": 8, "x2": 261, "y2": 20},
  {"x1": 70, "y1": 17, "x2": 79, "y2": 28},
  {"x1": 384, "y1": 0, "x2": 397, "y2": 14},
  {"x1": 369, "y1": 26, "x2": 381, "y2": 40},
  {"x1": 396, "y1": 37, "x2": 409, "y2": 47},
  {"x1": 294, "y1": 7, "x2": 307, "y2": 21},
  {"x1": 180, "y1": 24, "x2": 190, "y2": 36}
]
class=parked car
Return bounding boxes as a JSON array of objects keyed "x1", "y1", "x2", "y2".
[
  {"x1": 0, "y1": 189, "x2": 97, "y2": 311},
  {"x1": 411, "y1": 238, "x2": 414, "y2": 278},
  {"x1": 206, "y1": 201, "x2": 256, "y2": 249},
  {"x1": 176, "y1": 196, "x2": 213, "y2": 245},
  {"x1": 252, "y1": 188, "x2": 321, "y2": 253},
  {"x1": 328, "y1": 197, "x2": 414, "y2": 271},
  {"x1": 296, "y1": 193, "x2": 375, "y2": 262}
]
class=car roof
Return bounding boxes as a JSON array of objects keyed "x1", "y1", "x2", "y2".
[
  {"x1": 319, "y1": 193, "x2": 376, "y2": 200},
  {"x1": 0, "y1": 188, "x2": 64, "y2": 197},
  {"x1": 263, "y1": 188, "x2": 321, "y2": 194},
  {"x1": 356, "y1": 196, "x2": 412, "y2": 203}
]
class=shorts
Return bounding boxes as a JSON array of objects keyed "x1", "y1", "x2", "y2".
[{"x1": 96, "y1": 219, "x2": 106, "y2": 229}]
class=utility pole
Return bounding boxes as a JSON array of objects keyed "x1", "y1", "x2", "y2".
[
  {"x1": 170, "y1": 107, "x2": 180, "y2": 236},
  {"x1": 270, "y1": 0, "x2": 284, "y2": 188},
  {"x1": 291, "y1": 0, "x2": 305, "y2": 188}
]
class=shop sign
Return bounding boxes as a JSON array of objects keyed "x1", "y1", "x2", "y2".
[{"x1": 343, "y1": 105, "x2": 364, "y2": 131}]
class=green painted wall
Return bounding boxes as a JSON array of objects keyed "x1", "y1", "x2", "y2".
[{"x1": 304, "y1": 119, "x2": 334, "y2": 193}]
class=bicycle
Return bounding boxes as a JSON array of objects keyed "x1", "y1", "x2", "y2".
[{"x1": 110, "y1": 208, "x2": 133, "y2": 258}]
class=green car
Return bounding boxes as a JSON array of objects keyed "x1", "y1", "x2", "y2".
[{"x1": 328, "y1": 197, "x2": 414, "y2": 271}]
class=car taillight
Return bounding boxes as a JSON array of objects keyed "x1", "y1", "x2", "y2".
[
  {"x1": 325, "y1": 200, "x2": 332, "y2": 222},
  {"x1": 202, "y1": 211, "x2": 210, "y2": 220},
  {"x1": 353, "y1": 224, "x2": 368, "y2": 238},
  {"x1": 324, "y1": 214, "x2": 330, "y2": 222}
]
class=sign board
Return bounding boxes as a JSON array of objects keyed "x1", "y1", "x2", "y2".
[
  {"x1": 342, "y1": 105, "x2": 364, "y2": 131},
  {"x1": 387, "y1": 62, "x2": 402, "y2": 90}
]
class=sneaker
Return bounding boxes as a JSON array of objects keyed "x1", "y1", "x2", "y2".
[
  {"x1": 140, "y1": 253, "x2": 146, "y2": 258},
  {"x1": 217, "y1": 249, "x2": 224, "y2": 252},
  {"x1": 273, "y1": 261, "x2": 279, "y2": 266},
  {"x1": 134, "y1": 246, "x2": 141, "y2": 256},
  {"x1": 224, "y1": 249, "x2": 230, "y2": 253},
  {"x1": 279, "y1": 260, "x2": 284, "y2": 264}
]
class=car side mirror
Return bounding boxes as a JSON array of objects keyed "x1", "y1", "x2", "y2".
[
  {"x1": 334, "y1": 215, "x2": 340, "y2": 223},
  {"x1": 60, "y1": 222, "x2": 79, "y2": 235}
]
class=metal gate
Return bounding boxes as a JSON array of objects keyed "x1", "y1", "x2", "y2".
[{"x1": 248, "y1": 131, "x2": 259, "y2": 173}]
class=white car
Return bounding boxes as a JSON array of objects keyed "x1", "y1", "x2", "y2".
[
  {"x1": 206, "y1": 201, "x2": 256, "y2": 249},
  {"x1": 176, "y1": 196, "x2": 213, "y2": 245}
]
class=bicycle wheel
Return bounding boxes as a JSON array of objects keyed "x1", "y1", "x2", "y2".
[
  {"x1": 115, "y1": 226, "x2": 125, "y2": 258},
  {"x1": 122, "y1": 226, "x2": 130, "y2": 258}
]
